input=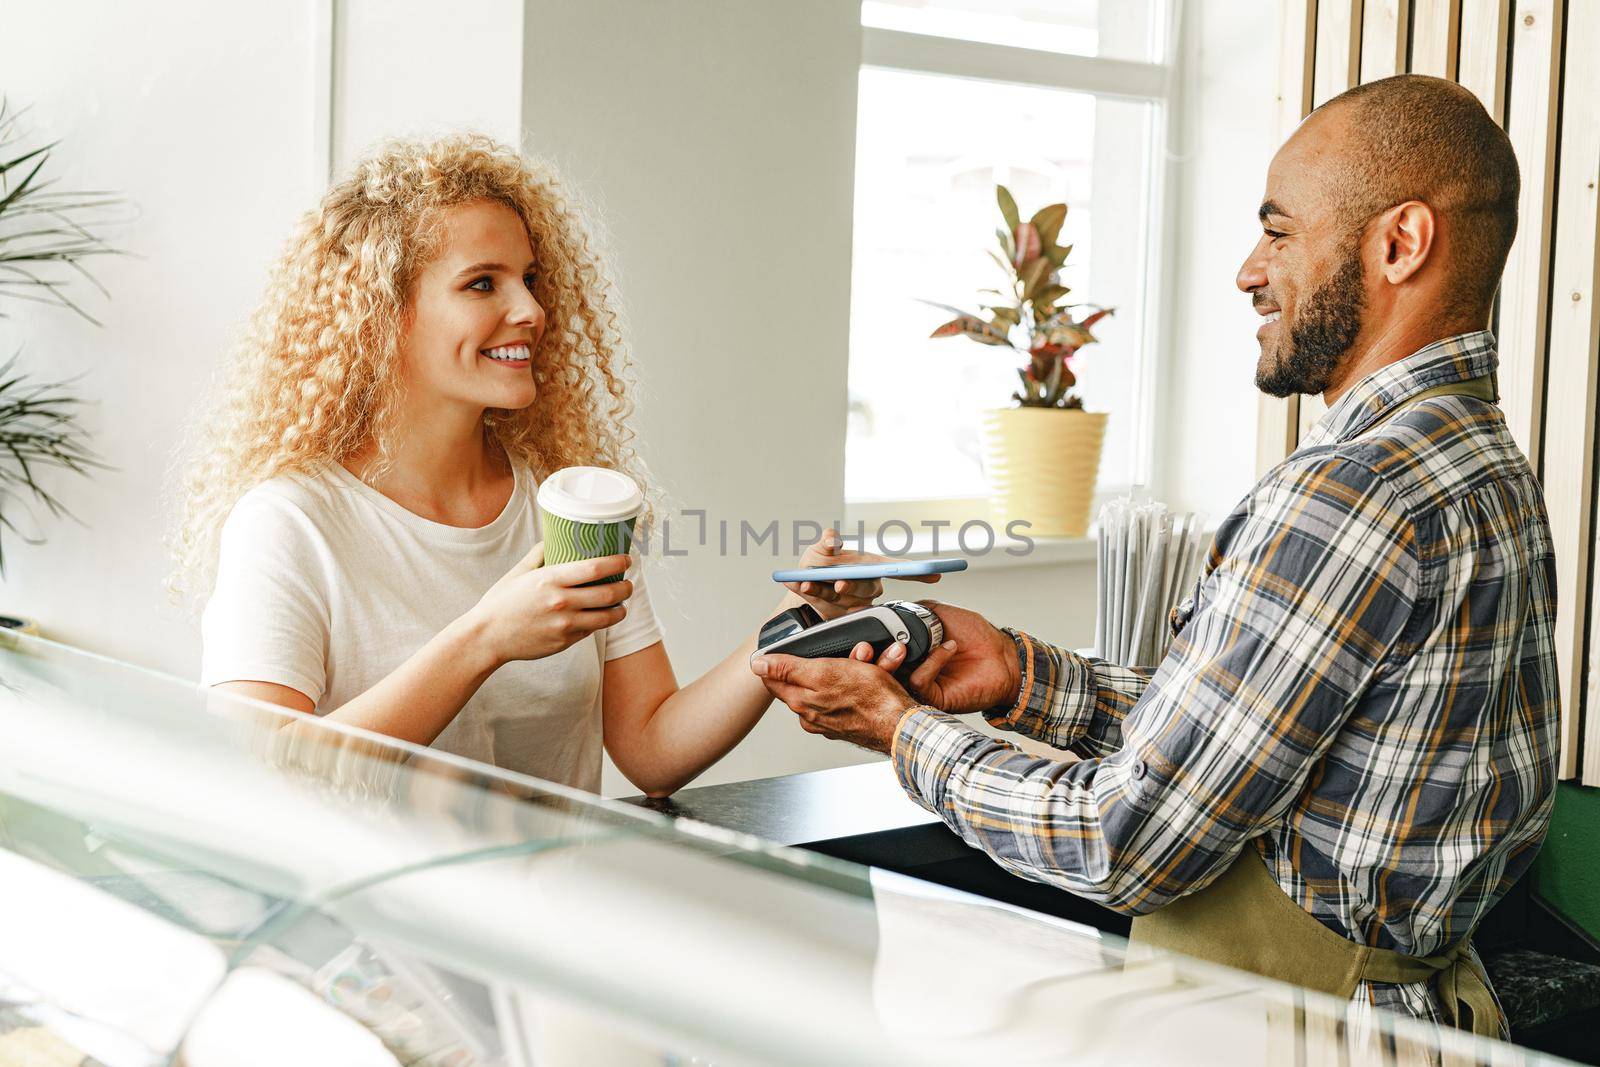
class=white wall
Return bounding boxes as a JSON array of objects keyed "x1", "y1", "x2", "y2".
[
  {"x1": 0, "y1": 2, "x2": 320, "y2": 672},
  {"x1": 333, "y1": 0, "x2": 523, "y2": 172},
  {"x1": 0, "y1": 0, "x2": 526, "y2": 678},
  {"x1": 519, "y1": 0, "x2": 872, "y2": 790}
]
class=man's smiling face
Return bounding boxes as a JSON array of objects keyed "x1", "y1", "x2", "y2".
[{"x1": 1236, "y1": 111, "x2": 1371, "y2": 397}]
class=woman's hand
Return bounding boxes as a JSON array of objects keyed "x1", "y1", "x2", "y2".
[
  {"x1": 465, "y1": 542, "x2": 632, "y2": 667},
  {"x1": 784, "y1": 527, "x2": 945, "y2": 621}
]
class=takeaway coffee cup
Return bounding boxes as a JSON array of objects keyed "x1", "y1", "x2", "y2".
[{"x1": 535, "y1": 466, "x2": 643, "y2": 584}]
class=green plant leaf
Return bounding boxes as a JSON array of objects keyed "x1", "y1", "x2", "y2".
[
  {"x1": 0, "y1": 350, "x2": 112, "y2": 575},
  {"x1": 994, "y1": 226, "x2": 1015, "y2": 264},
  {"x1": 1012, "y1": 223, "x2": 1042, "y2": 267},
  {"x1": 988, "y1": 306, "x2": 1021, "y2": 330},
  {"x1": 1080, "y1": 307, "x2": 1115, "y2": 330},
  {"x1": 1037, "y1": 322, "x2": 1095, "y2": 349},
  {"x1": 1030, "y1": 284, "x2": 1070, "y2": 312},
  {"x1": 997, "y1": 185, "x2": 1020, "y2": 234},
  {"x1": 1017, "y1": 256, "x2": 1050, "y2": 299},
  {"x1": 1030, "y1": 203, "x2": 1068, "y2": 250},
  {"x1": 1046, "y1": 242, "x2": 1073, "y2": 267},
  {"x1": 0, "y1": 99, "x2": 127, "y2": 326},
  {"x1": 1043, "y1": 355, "x2": 1064, "y2": 405},
  {"x1": 930, "y1": 314, "x2": 1013, "y2": 346}
]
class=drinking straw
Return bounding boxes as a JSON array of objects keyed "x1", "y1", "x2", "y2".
[{"x1": 1096, "y1": 498, "x2": 1206, "y2": 667}]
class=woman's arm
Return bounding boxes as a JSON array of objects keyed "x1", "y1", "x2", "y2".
[
  {"x1": 602, "y1": 529, "x2": 943, "y2": 797},
  {"x1": 600, "y1": 589, "x2": 810, "y2": 798},
  {"x1": 601, "y1": 588, "x2": 825, "y2": 796},
  {"x1": 216, "y1": 611, "x2": 499, "y2": 744},
  {"x1": 214, "y1": 546, "x2": 631, "y2": 747}
]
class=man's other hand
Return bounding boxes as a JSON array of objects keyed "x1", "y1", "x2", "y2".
[
  {"x1": 870, "y1": 601, "x2": 1021, "y2": 713},
  {"x1": 750, "y1": 649, "x2": 920, "y2": 753}
]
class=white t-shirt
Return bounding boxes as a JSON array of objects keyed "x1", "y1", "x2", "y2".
[{"x1": 199, "y1": 460, "x2": 662, "y2": 791}]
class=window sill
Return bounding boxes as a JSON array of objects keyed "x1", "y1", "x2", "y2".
[{"x1": 858, "y1": 530, "x2": 1098, "y2": 570}]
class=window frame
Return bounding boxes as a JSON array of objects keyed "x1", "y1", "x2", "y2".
[{"x1": 845, "y1": 9, "x2": 1182, "y2": 536}]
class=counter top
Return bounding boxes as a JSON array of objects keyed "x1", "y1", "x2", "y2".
[
  {"x1": 631, "y1": 759, "x2": 938, "y2": 844},
  {"x1": 626, "y1": 760, "x2": 1130, "y2": 936}
]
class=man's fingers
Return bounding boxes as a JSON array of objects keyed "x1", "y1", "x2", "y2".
[
  {"x1": 517, "y1": 541, "x2": 546, "y2": 572},
  {"x1": 907, "y1": 641, "x2": 958, "y2": 695},
  {"x1": 904, "y1": 572, "x2": 944, "y2": 584},
  {"x1": 876, "y1": 640, "x2": 907, "y2": 673},
  {"x1": 751, "y1": 652, "x2": 807, "y2": 684},
  {"x1": 751, "y1": 652, "x2": 861, "y2": 692},
  {"x1": 850, "y1": 641, "x2": 875, "y2": 662},
  {"x1": 759, "y1": 678, "x2": 815, "y2": 716}
]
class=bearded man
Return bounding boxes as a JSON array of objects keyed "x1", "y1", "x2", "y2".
[{"x1": 753, "y1": 74, "x2": 1556, "y2": 1038}]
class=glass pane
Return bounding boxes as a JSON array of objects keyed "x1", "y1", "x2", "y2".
[
  {"x1": 861, "y1": 0, "x2": 1167, "y2": 64},
  {"x1": 0, "y1": 631, "x2": 1563, "y2": 1066},
  {"x1": 846, "y1": 67, "x2": 1156, "y2": 503}
]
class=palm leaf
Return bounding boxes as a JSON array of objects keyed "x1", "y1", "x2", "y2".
[
  {"x1": 0, "y1": 98, "x2": 127, "y2": 571},
  {"x1": 0, "y1": 352, "x2": 113, "y2": 573},
  {"x1": 0, "y1": 97, "x2": 128, "y2": 324}
]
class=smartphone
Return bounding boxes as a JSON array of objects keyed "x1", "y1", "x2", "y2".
[{"x1": 771, "y1": 557, "x2": 969, "y2": 583}]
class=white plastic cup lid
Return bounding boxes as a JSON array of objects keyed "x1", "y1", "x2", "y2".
[{"x1": 535, "y1": 466, "x2": 644, "y2": 523}]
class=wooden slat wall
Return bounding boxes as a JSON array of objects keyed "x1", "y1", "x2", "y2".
[
  {"x1": 1559, "y1": 3, "x2": 1600, "y2": 781},
  {"x1": 1361, "y1": 0, "x2": 1411, "y2": 83},
  {"x1": 1293, "y1": 0, "x2": 1367, "y2": 441},
  {"x1": 1498, "y1": 0, "x2": 1573, "y2": 772},
  {"x1": 1497, "y1": 1, "x2": 1560, "y2": 472},
  {"x1": 1409, "y1": 0, "x2": 1462, "y2": 77},
  {"x1": 1256, "y1": 0, "x2": 1317, "y2": 478},
  {"x1": 1455, "y1": 0, "x2": 1509, "y2": 121},
  {"x1": 1264, "y1": 0, "x2": 1600, "y2": 781},
  {"x1": 1312, "y1": 1, "x2": 1361, "y2": 107}
]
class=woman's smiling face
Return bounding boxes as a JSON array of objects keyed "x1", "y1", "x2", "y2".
[{"x1": 401, "y1": 198, "x2": 545, "y2": 414}]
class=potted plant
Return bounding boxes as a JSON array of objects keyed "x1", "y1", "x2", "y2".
[
  {"x1": 0, "y1": 99, "x2": 120, "y2": 633},
  {"x1": 927, "y1": 184, "x2": 1112, "y2": 537}
]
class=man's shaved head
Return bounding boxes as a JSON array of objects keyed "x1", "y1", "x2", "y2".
[
  {"x1": 1311, "y1": 74, "x2": 1520, "y2": 319},
  {"x1": 1238, "y1": 74, "x2": 1523, "y2": 399}
]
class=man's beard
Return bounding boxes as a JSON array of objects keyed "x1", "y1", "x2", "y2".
[{"x1": 1256, "y1": 249, "x2": 1365, "y2": 397}]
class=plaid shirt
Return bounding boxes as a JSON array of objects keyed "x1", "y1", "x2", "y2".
[{"x1": 892, "y1": 332, "x2": 1560, "y2": 1029}]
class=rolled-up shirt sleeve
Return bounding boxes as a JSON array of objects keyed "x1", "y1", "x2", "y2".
[
  {"x1": 982, "y1": 628, "x2": 1155, "y2": 758},
  {"x1": 891, "y1": 455, "x2": 1421, "y2": 914}
]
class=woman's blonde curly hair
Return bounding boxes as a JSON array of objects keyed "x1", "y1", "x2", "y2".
[{"x1": 168, "y1": 134, "x2": 648, "y2": 608}]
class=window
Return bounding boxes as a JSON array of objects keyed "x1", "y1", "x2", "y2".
[
  {"x1": 860, "y1": 0, "x2": 1164, "y2": 62},
  {"x1": 846, "y1": 1, "x2": 1172, "y2": 520}
]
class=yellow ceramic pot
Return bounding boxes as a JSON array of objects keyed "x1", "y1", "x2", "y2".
[{"x1": 980, "y1": 407, "x2": 1108, "y2": 537}]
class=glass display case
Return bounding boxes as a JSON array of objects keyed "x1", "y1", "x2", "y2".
[{"x1": 0, "y1": 631, "x2": 1572, "y2": 1065}]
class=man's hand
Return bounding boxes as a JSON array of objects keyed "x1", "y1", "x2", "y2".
[
  {"x1": 872, "y1": 601, "x2": 1021, "y2": 713},
  {"x1": 750, "y1": 644, "x2": 922, "y2": 753}
]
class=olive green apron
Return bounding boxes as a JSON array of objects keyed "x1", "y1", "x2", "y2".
[{"x1": 1130, "y1": 374, "x2": 1502, "y2": 1036}]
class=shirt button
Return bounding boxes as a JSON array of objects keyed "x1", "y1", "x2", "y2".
[{"x1": 1130, "y1": 758, "x2": 1148, "y2": 780}]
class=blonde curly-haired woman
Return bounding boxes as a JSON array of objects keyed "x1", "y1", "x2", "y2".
[{"x1": 173, "y1": 135, "x2": 926, "y2": 797}]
